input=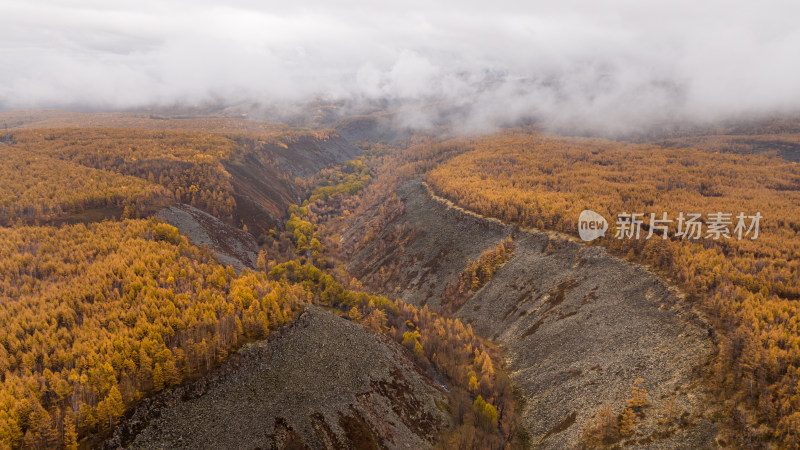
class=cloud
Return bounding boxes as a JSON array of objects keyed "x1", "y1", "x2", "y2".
[{"x1": 1, "y1": 0, "x2": 800, "y2": 131}]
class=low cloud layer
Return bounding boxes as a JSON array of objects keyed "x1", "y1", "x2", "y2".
[{"x1": 2, "y1": 0, "x2": 800, "y2": 131}]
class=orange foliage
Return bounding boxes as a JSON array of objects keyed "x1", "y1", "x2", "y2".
[
  {"x1": 0, "y1": 146, "x2": 169, "y2": 225},
  {"x1": 443, "y1": 238, "x2": 515, "y2": 314},
  {"x1": 12, "y1": 128, "x2": 239, "y2": 218},
  {"x1": 0, "y1": 220, "x2": 306, "y2": 447},
  {"x1": 426, "y1": 132, "x2": 800, "y2": 445}
]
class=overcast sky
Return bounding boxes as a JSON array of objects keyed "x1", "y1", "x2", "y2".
[{"x1": 2, "y1": 0, "x2": 800, "y2": 130}]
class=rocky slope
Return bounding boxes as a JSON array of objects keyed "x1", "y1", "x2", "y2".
[
  {"x1": 106, "y1": 306, "x2": 450, "y2": 449},
  {"x1": 224, "y1": 133, "x2": 361, "y2": 235},
  {"x1": 157, "y1": 203, "x2": 259, "y2": 271},
  {"x1": 343, "y1": 180, "x2": 716, "y2": 448}
]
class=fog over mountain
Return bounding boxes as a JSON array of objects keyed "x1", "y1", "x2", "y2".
[{"x1": 2, "y1": 0, "x2": 800, "y2": 131}]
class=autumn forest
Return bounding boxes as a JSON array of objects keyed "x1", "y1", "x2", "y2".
[
  {"x1": 0, "y1": 118, "x2": 520, "y2": 449},
  {"x1": 1, "y1": 112, "x2": 799, "y2": 449},
  {"x1": 427, "y1": 132, "x2": 800, "y2": 446}
]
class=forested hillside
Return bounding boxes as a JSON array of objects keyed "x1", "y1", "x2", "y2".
[
  {"x1": 0, "y1": 111, "x2": 290, "y2": 136},
  {"x1": 0, "y1": 117, "x2": 520, "y2": 449},
  {"x1": 0, "y1": 146, "x2": 170, "y2": 226},
  {"x1": 0, "y1": 219, "x2": 305, "y2": 448},
  {"x1": 4, "y1": 124, "x2": 357, "y2": 231},
  {"x1": 0, "y1": 120, "x2": 342, "y2": 447},
  {"x1": 426, "y1": 132, "x2": 800, "y2": 446},
  {"x1": 12, "y1": 128, "x2": 241, "y2": 219}
]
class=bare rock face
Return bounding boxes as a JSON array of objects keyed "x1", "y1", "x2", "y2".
[
  {"x1": 157, "y1": 203, "x2": 259, "y2": 271},
  {"x1": 345, "y1": 180, "x2": 716, "y2": 448},
  {"x1": 220, "y1": 133, "x2": 362, "y2": 235},
  {"x1": 108, "y1": 307, "x2": 449, "y2": 449}
]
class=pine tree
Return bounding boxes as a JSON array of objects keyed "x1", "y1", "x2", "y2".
[
  {"x1": 365, "y1": 309, "x2": 387, "y2": 332},
  {"x1": 627, "y1": 378, "x2": 648, "y2": 410},
  {"x1": 106, "y1": 385, "x2": 125, "y2": 427},
  {"x1": 471, "y1": 268, "x2": 480, "y2": 290},
  {"x1": 348, "y1": 307, "x2": 362, "y2": 322},
  {"x1": 582, "y1": 405, "x2": 619, "y2": 446},
  {"x1": 468, "y1": 375, "x2": 480, "y2": 393},
  {"x1": 619, "y1": 407, "x2": 636, "y2": 436},
  {"x1": 33, "y1": 405, "x2": 58, "y2": 448},
  {"x1": 0, "y1": 410, "x2": 22, "y2": 447},
  {"x1": 153, "y1": 363, "x2": 165, "y2": 391},
  {"x1": 413, "y1": 341, "x2": 425, "y2": 360},
  {"x1": 164, "y1": 356, "x2": 181, "y2": 387},
  {"x1": 63, "y1": 408, "x2": 79, "y2": 450},
  {"x1": 473, "y1": 396, "x2": 498, "y2": 430}
]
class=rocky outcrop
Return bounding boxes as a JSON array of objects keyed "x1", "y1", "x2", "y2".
[
  {"x1": 107, "y1": 307, "x2": 449, "y2": 449},
  {"x1": 156, "y1": 203, "x2": 259, "y2": 271}
]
